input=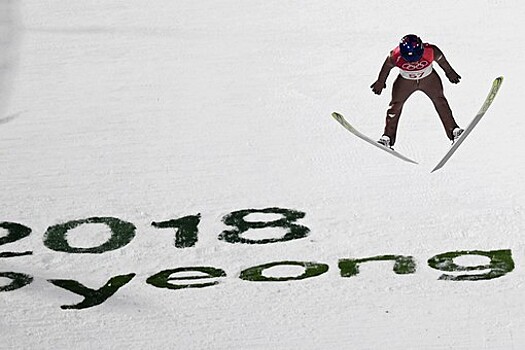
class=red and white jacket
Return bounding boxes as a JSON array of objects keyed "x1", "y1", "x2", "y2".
[{"x1": 391, "y1": 43, "x2": 434, "y2": 80}]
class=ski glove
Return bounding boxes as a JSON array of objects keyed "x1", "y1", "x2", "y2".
[
  {"x1": 446, "y1": 70, "x2": 461, "y2": 84},
  {"x1": 370, "y1": 80, "x2": 386, "y2": 95}
]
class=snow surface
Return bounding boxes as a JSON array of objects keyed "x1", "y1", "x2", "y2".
[{"x1": 1, "y1": 0, "x2": 524, "y2": 349}]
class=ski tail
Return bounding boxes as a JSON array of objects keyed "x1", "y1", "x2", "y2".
[{"x1": 331, "y1": 112, "x2": 418, "y2": 164}]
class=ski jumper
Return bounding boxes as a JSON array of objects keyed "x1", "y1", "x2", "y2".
[{"x1": 375, "y1": 44, "x2": 460, "y2": 146}]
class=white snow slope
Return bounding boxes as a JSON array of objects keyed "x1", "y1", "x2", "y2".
[{"x1": 1, "y1": 1, "x2": 524, "y2": 349}]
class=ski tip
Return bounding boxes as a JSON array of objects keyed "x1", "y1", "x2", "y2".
[
  {"x1": 494, "y1": 76, "x2": 504, "y2": 85},
  {"x1": 331, "y1": 112, "x2": 345, "y2": 122}
]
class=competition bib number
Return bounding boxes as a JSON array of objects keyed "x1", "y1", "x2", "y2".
[{"x1": 399, "y1": 62, "x2": 433, "y2": 80}]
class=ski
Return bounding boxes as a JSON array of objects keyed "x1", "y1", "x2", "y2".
[
  {"x1": 431, "y1": 76, "x2": 504, "y2": 172},
  {"x1": 331, "y1": 112, "x2": 418, "y2": 164}
]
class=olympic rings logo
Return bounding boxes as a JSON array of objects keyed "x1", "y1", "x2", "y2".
[{"x1": 402, "y1": 60, "x2": 429, "y2": 70}]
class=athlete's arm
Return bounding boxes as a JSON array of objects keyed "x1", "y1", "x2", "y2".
[
  {"x1": 433, "y1": 45, "x2": 461, "y2": 84},
  {"x1": 371, "y1": 52, "x2": 396, "y2": 95}
]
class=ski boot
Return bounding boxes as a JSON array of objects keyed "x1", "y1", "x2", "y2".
[
  {"x1": 377, "y1": 135, "x2": 393, "y2": 149},
  {"x1": 452, "y1": 127, "x2": 464, "y2": 144}
]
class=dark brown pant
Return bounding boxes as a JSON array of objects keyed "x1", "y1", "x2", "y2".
[{"x1": 384, "y1": 70, "x2": 459, "y2": 146}]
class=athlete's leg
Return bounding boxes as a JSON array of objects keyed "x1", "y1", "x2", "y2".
[
  {"x1": 419, "y1": 70, "x2": 459, "y2": 140},
  {"x1": 384, "y1": 76, "x2": 417, "y2": 146}
]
